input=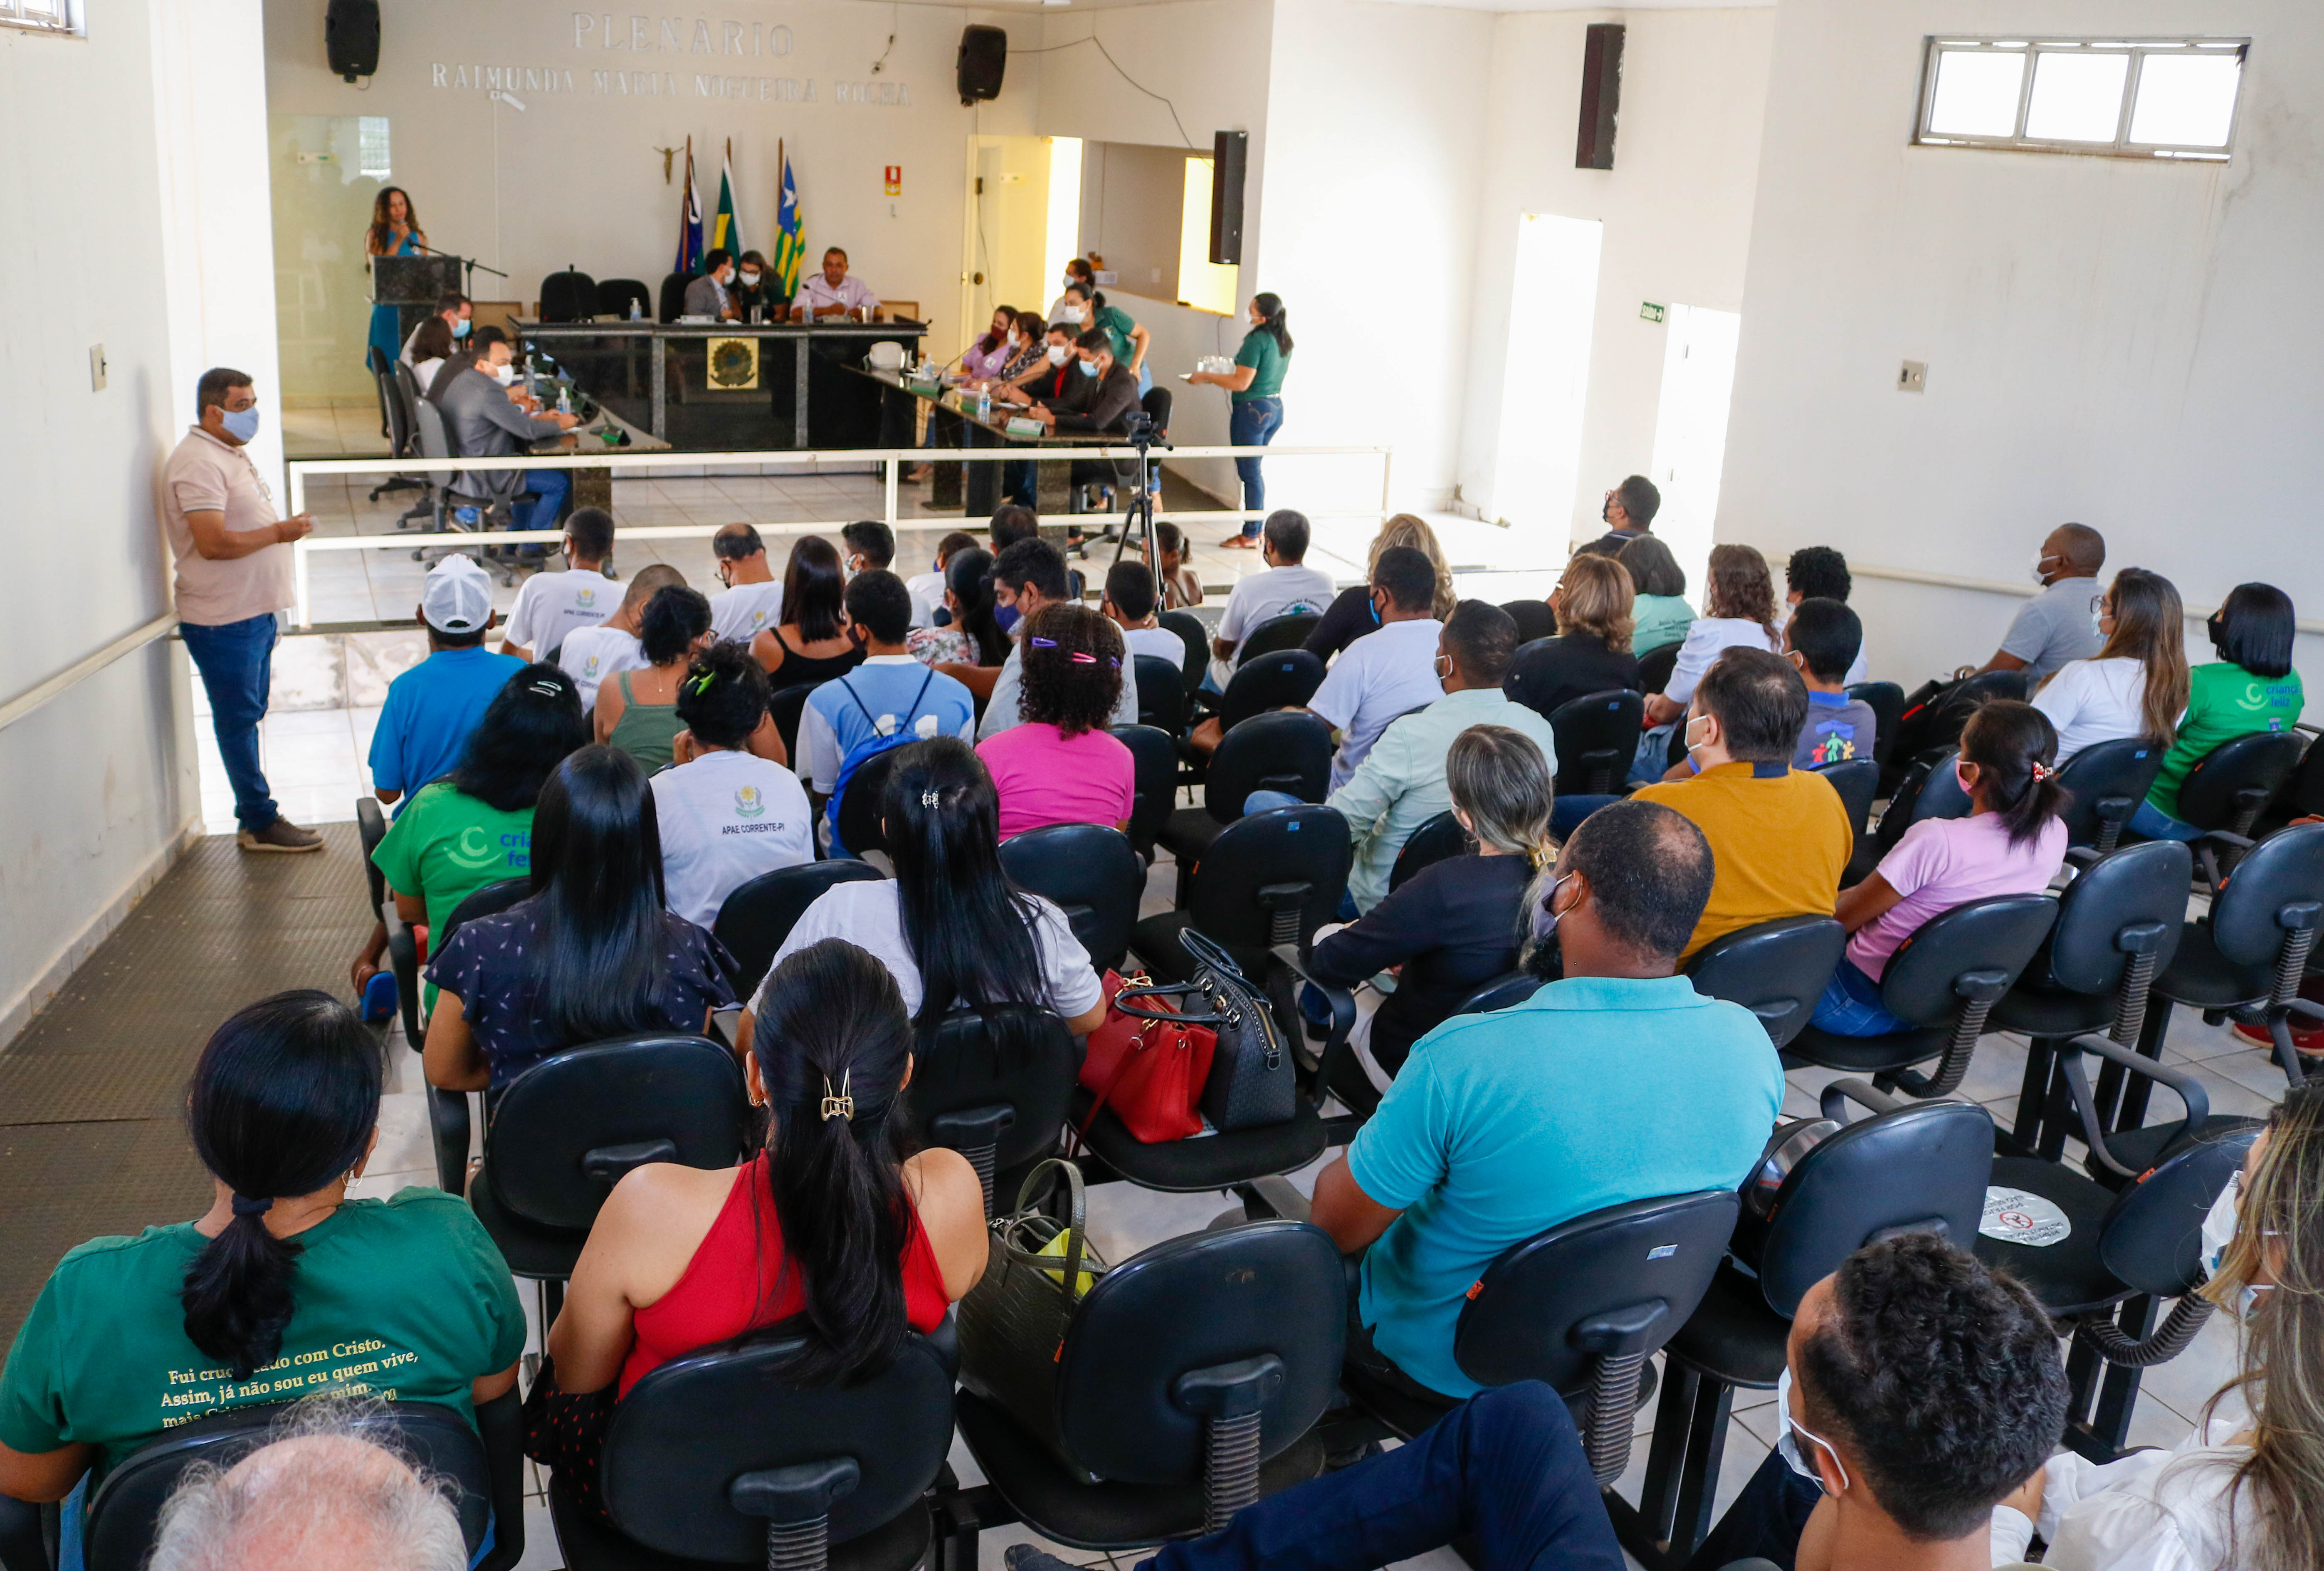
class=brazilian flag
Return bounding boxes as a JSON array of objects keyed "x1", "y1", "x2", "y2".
[
  {"x1": 712, "y1": 143, "x2": 744, "y2": 256},
  {"x1": 772, "y1": 147, "x2": 805, "y2": 302}
]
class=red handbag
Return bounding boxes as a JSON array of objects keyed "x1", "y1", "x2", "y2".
[{"x1": 1073, "y1": 970, "x2": 1215, "y2": 1145}]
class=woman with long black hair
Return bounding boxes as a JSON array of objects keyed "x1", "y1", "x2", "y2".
[
  {"x1": 752, "y1": 535, "x2": 866, "y2": 687},
  {"x1": 1191, "y1": 292, "x2": 1293, "y2": 547},
  {"x1": 906, "y1": 545, "x2": 1009, "y2": 669},
  {"x1": 0, "y1": 992, "x2": 522, "y2": 1506},
  {"x1": 422, "y1": 745, "x2": 738, "y2": 1092}
]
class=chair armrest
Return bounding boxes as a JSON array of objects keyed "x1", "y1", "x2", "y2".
[
  {"x1": 1952, "y1": 967, "x2": 2014, "y2": 1005},
  {"x1": 708, "y1": 1006, "x2": 744, "y2": 1051},
  {"x1": 2055, "y1": 1034, "x2": 2209, "y2": 1180},
  {"x1": 2062, "y1": 846, "x2": 2104, "y2": 871},
  {"x1": 1820, "y1": 1078, "x2": 1908, "y2": 1123},
  {"x1": 1235, "y1": 1174, "x2": 1312, "y2": 1223},
  {"x1": 474, "y1": 1387, "x2": 526, "y2": 1571},
  {"x1": 2193, "y1": 829, "x2": 2256, "y2": 853},
  {"x1": 1269, "y1": 944, "x2": 1359, "y2": 1113}
]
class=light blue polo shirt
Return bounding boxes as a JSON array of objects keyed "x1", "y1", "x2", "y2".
[
  {"x1": 368, "y1": 647, "x2": 526, "y2": 808},
  {"x1": 1348, "y1": 974, "x2": 1782, "y2": 1397}
]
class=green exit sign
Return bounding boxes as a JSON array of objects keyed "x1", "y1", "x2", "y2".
[{"x1": 1640, "y1": 302, "x2": 1667, "y2": 323}]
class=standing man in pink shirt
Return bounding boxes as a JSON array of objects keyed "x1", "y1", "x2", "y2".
[{"x1": 163, "y1": 368, "x2": 322, "y2": 853}]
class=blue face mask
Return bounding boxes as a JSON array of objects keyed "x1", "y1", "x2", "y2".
[
  {"x1": 995, "y1": 603, "x2": 1021, "y2": 634},
  {"x1": 218, "y1": 405, "x2": 262, "y2": 443},
  {"x1": 451, "y1": 317, "x2": 470, "y2": 340},
  {"x1": 1077, "y1": 358, "x2": 1101, "y2": 379}
]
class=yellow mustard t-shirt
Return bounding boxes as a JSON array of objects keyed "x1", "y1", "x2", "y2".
[{"x1": 1633, "y1": 762, "x2": 1851, "y2": 960}]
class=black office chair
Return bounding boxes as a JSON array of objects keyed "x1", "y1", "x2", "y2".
[
  {"x1": 657, "y1": 270, "x2": 693, "y2": 323},
  {"x1": 423, "y1": 877, "x2": 532, "y2": 1194},
  {"x1": 368, "y1": 354, "x2": 425, "y2": 506},
  {"x1": 1157, "y1": 609, "x2": 1209, "y2": 692},
  {"x1": 1139, "y1": 804, "x2": 1353, "y2": 986},
  {"x1": 1634, "y1": 639, "x2": 1684, "y2": 696},
  {"x1": 1454, "y1": 969, "x2": 1542, "y2": 1016},
  {"x1": 1203, "y1": 650, "x2": 1326, "y2": 737},
  {"x1": 1500, "y1": 599, "x2": 1556, "y2": 644},
  {"x1": 1544, "y1": 689, "x2": 1646, "y2": 795},
  {"x1": 561, "y1": 1331, "x2": 956, "y2": 1571},
  {"x1": 540, "y1": 269, "x2": 598, "y2": 324},
  {"x1": 1814, "y1": 758, "x2": 1881, "y2": 847},
  {"x1": 1783, "y1": 893, "x2": 2057, "y2": 1098},
  {"x1": 2252, "y1": 727, "x2": 2324, "y2": 839},
  {"x1": 713, "y1": 860, "x2": 886, "y2": 992},
  {"x1": 356, "y1": 794, "x2": 389, "y2": 917},
  {"x1": 1156, "y1": 710, "x2": 1334, "y2": 874},
  {"x1": 1134, "y1": 653, "x2": 1189, "y2": 735},
  {"x1": 1684, "y1": 916, "x2": 1847, "y2": 1049},
  {"x1": 834, "y1": 746, "x2": 907, "y2": 859},
  {"x1": 1112, "y1": 723, "x2": 1181, "y2": 864},
  {"x1": 366, "y1": 343, "x2": 396, "y2": 438},
  {"x1": 1846, "y1": 680, "x2": 1905, "y2": 769},
  {"x1": 595, "y1": 277, "x2": 652, "y2": 321},
  {"x1": 915, "y1": 1006, "x2": 1081, "y2": 1214},
  {"x1": 953, "y1": 1222, "x2": 1345, "y2": 1554},
  {"x1": 2173, "y1": 729, "x2": 2306, "y2": 881},
  {"x1": 1386, "y1": 810, "x2": 1474, "y2": 893},
  {"x1": 766, "y1": 681, "x2": 818, "y2": 763},
  {"x1": 1609, "y1": 1086, "x2": 1992, "y2": 1565},
  {"x1": 1237, "y1": 612, "x2": 1323, "y2": 665},
  {"x1": 1001, "y1": 824, "x2": 1143, "y2": 975},
  {"x1": 80, "y1": 1399, "x2": 521, "y2": 1571},
  {"x1": 469, "y1": 1033, "x2": 751, "y2": 1324},
  {"x1": 2054, "y1": 737, "x2": 2167, "y2": 854},
  {"x1": 1845, "y1": 748, "x2": 1973, "y2": 886}
]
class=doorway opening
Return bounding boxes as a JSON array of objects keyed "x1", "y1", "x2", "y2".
[
  {"x1": 1488, "y1": 212, "x2": 1603, "y2": 535},
  {"x1": 1646, "y1": 304, "x2": 1742, "y2": 602}
]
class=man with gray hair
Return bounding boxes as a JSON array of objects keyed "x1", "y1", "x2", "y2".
[{"x1": 150, "y1": 1415, "x2": 465, "y2": 1571}]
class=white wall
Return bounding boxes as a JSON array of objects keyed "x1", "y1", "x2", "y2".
[
  {"x1": 1455, "y1": 7, "x2": 1776, "y2": 551},
  {"x1": 1719, "y1": 0, "x2": 2324, "y2": 690}
]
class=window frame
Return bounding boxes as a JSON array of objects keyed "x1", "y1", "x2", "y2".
[
  {"x1": 1913, "y1": 35, "x2": 2250, "y2": 163},
  {"x1": 0, "y1": 0, "x2": 83, "y2": 36}
]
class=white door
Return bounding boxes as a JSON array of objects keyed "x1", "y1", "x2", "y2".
[
  {"x1": 1489, "y1": 213, "x2": 1604, "y2": 535},
  {"x1": 1647, "y1": 304, "x2": 1742, "y2": 604}
]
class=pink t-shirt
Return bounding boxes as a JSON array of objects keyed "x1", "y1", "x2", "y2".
[
  {"x1": 1850, "y1": 813, "x2": 2068, "y2": 979},
  {"x1": 977, "y1": 723, "x2": 1136, "y2": 841}
]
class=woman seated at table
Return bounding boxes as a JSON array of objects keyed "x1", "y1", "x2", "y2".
[
  {"x1": 527, "y1": 939, "x2": 987, "y2": 1523},
  {"x1": 980, "y1": 310, "x2": 1050, "y2": 387},
  {"x1": 907, "y1": 546, "x2": 1009, "y2": 670},
  {"x1": 951, "y1": 305, "x2": 1020, "y2": 383},
  {"x1": 407, "y1": 315, "x2": 455, "y2": 396},
  {"x1": 752, "y1": 536, "x2": 867, "y2": 688}
]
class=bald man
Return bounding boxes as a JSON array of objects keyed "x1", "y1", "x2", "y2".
[{"x1": 1976, "y1": 522, "x2": 2106, "y2": 685}]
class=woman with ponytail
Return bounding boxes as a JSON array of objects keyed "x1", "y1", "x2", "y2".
[
  {"x1": 0, "y1": 992, "x2": 522, "y2": 1504},
  {"x1": 1192, "y1": 292, "x2": 1293, "y2": 547},
  {"x1": 1810, "y1": 699, "x2": 2070, "y2": 1036},
  {"x1": 536, "y1": 940, "x2": 986, "y2": 1520}
]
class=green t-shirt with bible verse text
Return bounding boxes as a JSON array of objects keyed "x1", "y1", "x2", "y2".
[{"x1": 0, "y1": 1188, "x2": 524, "y2": 1478}]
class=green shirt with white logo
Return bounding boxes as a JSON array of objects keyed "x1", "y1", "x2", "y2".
[{"x1": 2148, "y1": 661, "x2": 2305, "y2": 819}]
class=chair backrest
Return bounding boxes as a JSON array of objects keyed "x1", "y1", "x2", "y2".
[
  {"x1": 539, "y1": 269, "x2": 598, "y2": 323},
  {"x1": 1544, "y1": 688, "x2": 1647, "y2": 795},
  {"x1": 2053, "y1": 737, "x2": 2168, "y2": 848},
  {"x1": 1203, "y1": 709, "x2": 1334, "y2": 821},
  {"x1": 367, "y1": 343, "x2": 392, "y2": 378},
  {"x1": 1055, "y1": 1221, "x2": 1346, "y2": 1484},
  {"x1": 1813, "y1": 759, "x2": 1881, "y2": 842},
  {"x1": 1215, "y1": 650, "x2": 1326, "y2": 733},
  {"x1": 657, "y1": 271, "x2": 692, "y2": 323},
  {"x1": 1907, "y1": 748, "x2": 1975, "y2": 825},
  {"x1": 1133, "y1": 652, "x2": 1188, "y2": 735},
  {"x1": 1757, "y1": 1100, "x2": 1994, "y2": 1317},
  {"x1": 376, "y1": 364, "x2": 415, "y2": 459},
  {"x1": 2099, "y1": 1123, "x2": 2262, "y2": 1298},
  {"x1": 1878, "y1": 893, "x2": 2058, "y2": 1025},
  {"x1": 83, "y1": 1402, "x2": 492, "y2": 1571},
  {"x1": 1238, "y1": 612, "x2": 1322, "y2": 665},
  {"x1": 439, "y1": 876, "x2": 531, "y2": 949},
  {"x1": 1455, "y1": 1191, "x2": 1739, "y2": 1393},
  {"x1": 1141, "y1": 384, "x2": 1173, "y2": 439},
  {"x1": 714, "y1": 861, "x2": 886, "y2": 990},
  {"x1": 1157, "y1": 609, "x2": 1209, "y2": 690},
  {"x1": 1684, "y1": 916, "x2": 1847, "y2": 1049},
  {"x1": 413, "y1": 394, "x2": 454, "y2": 461},
  {"x1": 835, "y1": 745, "x2": 906, "y2": 858},
  {"x1": 483, "y1": 1034, "x2": 750, "y2": 1232},
  {"x1": 1635, "y1": 639, "x2": 1684, "y2": 695},
  {"x1": 602, "y1": 1332, "x2": 955, "y2": 1562},
  {"x1": 1000, "y1": 824, "x2": 1142, "y2": 973},
  {"x1": 766, "y1": 681, "x2": 818, "y2": 763},
  {"x1": 1454, "y1": 969, "x2": 1542, "y2": 1015},
  {"x1": 2176, "y1": 730, "x2": 2307, "y2": 833},
  {"x1": 1111, "y1": 723, "x2": 1180, "y2": 860},
  {"x1": 1185, "y1": 804, "x2": 1353, "y2": 955},
  {"x1": 1846, "y1": 681, "x2": 1906, "y2": 768},
  {"x1": 2207, "y1": 819, "x2": 2324, "y2": 967},
  {"x1": 914, "y1": 1005, "x2": 1079, "y2": 1173},
  {"x1": 2284, "y1": 731, "x2": 2324, "y2": 820},
  {"x1": 2040, "y1": 839, "x2": 2192, "y2": 996},
  {"x1": 357, "y1": 795, "x2": 388, "y2": 913},
  {"x1": 1388, "y1": 811, "x2": 1473, "y2": 893},
  {"x1": 596, "y1": 277, "x2": 652, "y2": 319},
  {"x1": 1500, "y1": 600, "x2": 1557, "y2": 645}
]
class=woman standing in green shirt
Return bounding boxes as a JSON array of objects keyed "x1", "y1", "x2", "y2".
[
  {"x1": 2131, "y1": 581, "x2": 2303, "y2": 839},
  {"x1": 1191, "y1": 293, "x2": 1292, "y2": 546}
]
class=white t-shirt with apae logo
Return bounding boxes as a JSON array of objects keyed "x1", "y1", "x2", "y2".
[
  {"x1": 648, "y1": 750, "x2": 814, "y2": 928},
  {"x1": 504, "y1": 567, "x2": 617, "y2": 657},
  {"x1": 709, "y1": 581, "x2": 785, "y2": 644},
  {"x1": 557, "y1": 625, "x2": 647, "y2": 713}
]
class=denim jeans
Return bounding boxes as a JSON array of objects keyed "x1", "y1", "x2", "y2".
[
  {"x1": 1808, "y1": 959, "x2": 1911, "y2": 1037},
  {"x1": 180, "y1": 613, "x2": 279, "y2": 832},
  {"x1": 1142, "y1": 1383, "x2": 1625, "y2": 1571},
  {"x1": 516, "y1": 467, "x2": 571, "y2": 537},
  {"x1": 1550, "y1": 794, "x2": 1621, "y2": 841},
  {"x1": 1677, "y1": 1447, "x2": 1822, "y2": 1571},
  {"x1": 1230, "y1": 396, "x2": 1284, "y2": 536},
  {"x1": 2129, "y1": 799, "x2": 2203, "y2": 841}
]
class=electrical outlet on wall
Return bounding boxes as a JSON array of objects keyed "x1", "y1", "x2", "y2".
[
  {"x1": 89, "y1": 344, "x2": 107, "y2": 391},
  {"x1": 1897, "y1": 360, "x2": 1928, "y2": 393}
]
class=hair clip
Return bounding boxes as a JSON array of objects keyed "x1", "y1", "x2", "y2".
[
  {"x1": 2030, "y1": 762, "x2": 2055, "y2": 782},
  {"x1": 820, "y1": 1069, "x2": 855, "y2": 1122},
  {"x1": 920, "y1": 788, "x2": 942, "y2": 808},
  {"x1": 686, "y1": 668, "x2": 719, "y2": 696},
  {"x1": 1069, "y1": 651, "x2": 1098, "y2": 664},
  {"x1": 1029, "y1": 636, "x2": 1060, "y2": 648},
  {"x1": 527, "y1": 679, "x2": 566, "y2": 697}
]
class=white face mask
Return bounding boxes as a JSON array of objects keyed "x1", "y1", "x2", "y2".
[
  {"x1": 2201, "y1": 1171, "x2": 2276, "y2": 1319},
  {"x1": 1059, "y1": 304, "x2": 1085, "y2": 324},
  {"x1": 2033, "y1": 552, "x2": 2055, "y2": 585},
  {"x1": 491, "y1": 361, "x2": 515, "y2": 385},
  {"x1": 1775, "y1": 1369, "x2": 1850, "y2": 1493},
  {"x1": 1045, "y1": 343, "x2": 1069, "y2": 366},
  {"x1": 1684, "y1": 712, "x2": 1714, "y2": 757},
  {"x1": 739, "y1": 270, "x2": 761, "y2": 286}
]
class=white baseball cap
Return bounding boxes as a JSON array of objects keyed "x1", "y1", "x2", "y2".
[{"x1": 421, "y1": 554, "x2": 494, "y2": 635}]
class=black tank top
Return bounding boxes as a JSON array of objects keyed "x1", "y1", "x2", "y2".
[{"x1": 763, "y1": 626, "x2": 866, "y2": 687}]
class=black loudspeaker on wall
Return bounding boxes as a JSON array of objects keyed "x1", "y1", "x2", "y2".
[
  {"x1": 958, "y1": 25, "x2": 1008, "y2": 105},
  {"x1": 325, "y1": 0, "x2": 380, "y2": 83},
  {"x1": 1209, "y1": 130, "x2": 1248, "y2": 267},
  {"x1": 1576, "y1": 22, "x2": 1624, "y2": 170}
]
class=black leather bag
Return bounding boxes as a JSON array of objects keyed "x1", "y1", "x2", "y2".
[
  {"x1": 1179, "y1": 928, "x2": 1297, "y2": 1131},
  {"x1": 956, "y1": 1159, "x2": 1106, "y2": 1477}
]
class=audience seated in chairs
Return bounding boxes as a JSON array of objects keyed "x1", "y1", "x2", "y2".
[
  {"x1": 1976, "y1": 522, "x2": 2108, "y2": 685},
  {"x1": 903, "y1": 529, "x2": 978, "y2": 630},
  {"x1": 751, "y1": 535, "x2": 867, "y2": 689},
  {"x1": 743, "y1": 738, "x2": 1106, "y2": 1037},
  {"x1": 648, "y1": 642, "x2": 811, "y2": 927},
  {"x1": 500, "y1": 506, "x2": 617, "y2": 663},
  {"x1": 1307, "y1": 798, "x2": 1782, "y2": 1400},
  {"x1": 801, "y1": 572, "x2": 976, "y2": 853},
  {"x1": 1308, "y1": 724, "x2": 1556, "y2": 1084},
  {"x1": 1303, "y1": 514, "x2": 1459, "y2": 662},
  {"x1": 976, "y1": 603, "x2": 1135, "y2": 840},
  {"x1": 1620, "y1": 647, "x2": 1854, "y2": 962},
  {"x1": 1504, "y1": 552, "x2": 1642, "y2": 717},
  {"x1": 961, "y1": 539, "x2": 1138, "y2": 741},
  {"x1": 1783, "y1": 598, "x2": 1881, "y2": 768},
  {"x1": 2033, "y1": 567, "x2": 2189, "y2": 765},
  {"x1": 1145, "y1": 518, "x2": 1205, "y2": 611},
  {"x1": 706, "y1": 522, "x2": 785, "y2": 645},
  {"x1": 0, "y1": 993, "x2": 523, "y2": 1507},
  {"x1": 529, "y1": 940, "x2": 986, "y2": 1524},
  {"x1": 423, "y1": 746, "x2": 738, "y2": 1093},
  {"x1": 1208, "y1": 510, "x2": 1334, "y2": 683},
  {"x1": 840, "y1": 519, "x2": 896, "y2": 579},
  {"x1": 988, "y1": 503, "x2": 1041, "y2": 552},
  {"x1": 1616, "y1": 532, "x2": 1696, "y2": 655},
  {"x1": 1304, "y1": 547, "x2": 1453, "y2": 792},
  {"x1": 1100, "y1": 559, "x2": 1193, "y2": 667},
  {"x1": 593, "y1": 584, "x2": 721, "y2": 774},
  {"x1": 369, "y1": 555, "x2": 524, "y2": 811},
  {"x1": 1639, "y1": 542, "x2": 1787, "y2": 737},
  {"x1": 1811, "y1": 700, "x2": 2069, "y2": 1036},
  {"x1": 559, "y1": 563, "x2": 682, "y2": 714},
  {"x1": 2133, "y1": 581, "x2": 2303, "y2": 842},
  {"x1": 1783, "y1": 546, "x2": 1870, "y2": 687},
  {"x1": 907, "y1": 544, "x2": 1007, "y2": 669}
]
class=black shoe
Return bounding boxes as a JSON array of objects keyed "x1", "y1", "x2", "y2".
[{"x1": 1003, "y1": 1547, "x2": 1077, "y2": 1571}]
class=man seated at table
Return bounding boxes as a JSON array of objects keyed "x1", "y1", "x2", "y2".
[
  {"x1": 682, "y1": 248, "x2": 742, "y2": 322},
  {"x1": 733, "y1": 250, "x2": 778, "y2": 320},
  {"x1": 398, "y1": 289, "x2": 470, "y2": 368},
  {"x1": 437, "y1": 332, "x2": 579, "y2": 539},
  {"x1": 1003, "y1": 329, "x2": 1140, "y2": 436},
  {"x1": 791, "y1": 246, "x2": 882, "y2": 322}
]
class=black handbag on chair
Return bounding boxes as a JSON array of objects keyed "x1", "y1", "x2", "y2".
[{"x1": 1178, "y1": 929, "x2": 1297, "y2": 1131}]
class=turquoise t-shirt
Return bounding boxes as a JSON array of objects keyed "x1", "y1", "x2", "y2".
[
  {"x1": 1632, "y1": 596, "x2": 1696, "y2": 655},
  {"x1": 1347, "y1": 975, "x2": 1783, "y2": 1397}
]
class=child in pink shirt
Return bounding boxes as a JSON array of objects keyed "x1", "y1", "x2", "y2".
[{"x1": 976, "y1": 604, "x2": 1136, "y2": 841}]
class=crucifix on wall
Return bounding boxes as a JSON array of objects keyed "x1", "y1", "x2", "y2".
[{"x1": 654, "y1": 145, "x2": 679, "y2": 183}]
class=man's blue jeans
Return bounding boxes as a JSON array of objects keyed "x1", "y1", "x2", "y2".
[
  {"x1": 1143, "y1": 1383, "x2": 1625, "y2": 1571},
  {"x1": 180, "y1": 613, "x2": 279, "y2": 832},
  {"x1": 516, "y1": 468, "x2": 571, "y2": 537},
  {"x1": 1230, "y1": 396, "x2": 1284, "y2": 537},
  {"x1": 2129, "y1": 799, "x2": 2203, "y2": 841}
]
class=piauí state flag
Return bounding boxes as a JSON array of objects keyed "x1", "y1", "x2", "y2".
[
  {"x1": 772, "y1": 149, "x2": 805, "y2": 302},
  {"x1": 674, "y1": 139, "x2": 705, "y2": 275},
  {"x1": 712, "y1": 145, "x2": 744, "y2": 256}
]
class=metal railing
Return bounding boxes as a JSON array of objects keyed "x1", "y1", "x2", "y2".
[{"x1": 284, "y1": 443, "x2": 1395, "y2": 629}]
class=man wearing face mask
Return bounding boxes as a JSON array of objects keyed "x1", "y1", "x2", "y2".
[
  {"x1": 436, "y1": 328, "x2": 580, "y2": 541},
  {"x1": 398, "y1": 289, "x2": 472, "y2": 369},
  {"x1": 163, "y1": 368, "x2": 322, "y2": 853},
  {"x1": 682, "y1": 248, "x2": 743, "y2": 322},
  {"x1": 1975, "y1": 522, "x2": 2106, "y2": 685},
  {"x1": 1011, "y1": 329, "x2": 1141, "y2": 438}
]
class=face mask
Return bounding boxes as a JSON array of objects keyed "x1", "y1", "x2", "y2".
[
  {"x1": 451, "y1": 318, "x2": 470, "y2": 340},
  {"x1": 491, "y1": 362, "x2": 515, "y2": 385},
  {"x1": 1684, "y1": 713, "x2": 1714, "y2": 757},
  {"x1": 1775, "y1": 1369, "x2": 1850, "y2": 1493},
  {"x1": 995, "y1": 602, "x2": 1022, "y2": 635},
  {"x1": 1006, "y1": 331, "x2": 1021, "y2": 348},
  {"x1": 1046, "y1": 344, "x2": 1069, "y2": 366},
  {"x1": 2092, "y1": 608, "x2": 2107, "y2": 638},
  {"x1": 1059, "y1": 305, "x2": 1085, "y2": 324},
  {"x1": 2201, "y1": 1174, "x2": 2240, "y2": 1279},
  {"x1": 1064, "y1": 275, "x2": 1080, "y2": 291},
  {"x1": 1528, "y1": 873, "x2": 1576, "y2": 945},
  {"x1": 739, "y1": 270, "x2": 760, "y2": 286},
  {"x1": 2032, "y1": 552, "x2": 2053, "y2": 585},
  {"x1": 1955, "y1": 762, "x2": 1976, "y2": 796},
  {"x1": 218, "y1": 404, "x2": 262, "y2": 443},
  {"x1": 1077, "y1": 358, "x2": 1101, "y2": 379}
]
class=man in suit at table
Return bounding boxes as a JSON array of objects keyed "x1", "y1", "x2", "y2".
[{"x1": 682, "y1": 249, "x2": 741, "y2": 321}]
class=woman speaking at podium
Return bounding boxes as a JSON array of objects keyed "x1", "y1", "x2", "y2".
[{"x1": 364, "y1": 186, "x2": 427, "y2": 371}]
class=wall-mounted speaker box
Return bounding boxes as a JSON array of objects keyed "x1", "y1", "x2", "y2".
[
  {"x1": 1576, "y1": 22, "x2": 1624, "y2": 170},
  {"x1": 325, "y1": 0, "x2": 380, "y2": 83},
  {"x1": 958, "y1": 26, "x2": 1008, "y2": 105},
  {"x1": 1209, "y1": 130, "x2": 1248, "y2": 267}
]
